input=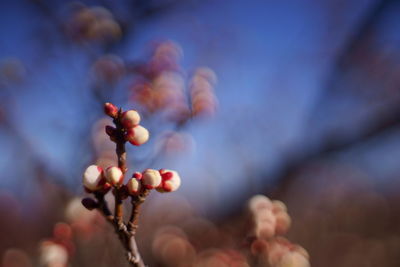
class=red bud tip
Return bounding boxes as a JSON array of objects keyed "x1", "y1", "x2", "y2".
[
  {"x1": 133, "y1": 172, "x2": 142, "y2": 180},
  {"x1": 104, "y1": 102, "x2": 118, "y2": 118},
  {"x1": 162, "y1": 171, "x2": 173, "y2": 180}
]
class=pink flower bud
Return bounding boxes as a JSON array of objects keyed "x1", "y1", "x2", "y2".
[
  {"x1": 82, "y1": 165, "x2": 105, "y2": 191},
  {"x1": 141, "y1": 169, "x2": 162, "y2": 189},
  {"x1": 121, "y1": 110, "x2": 141, "y2": 128},
  {"x1": 157, "y1": 169, "x2": 181, "y2": 192},
  {"x1": 104, "y1": 102, "x2": 118, "y2": 118},
  {"x1": 125, "y1": 125, "x2": 149, "y2": 146},
  {"x1": 105, "y1": 166, "x2": 124, "y2": 187},
  {"x1": 127, "y1": 178, "x2": 142, "y2": 195}
]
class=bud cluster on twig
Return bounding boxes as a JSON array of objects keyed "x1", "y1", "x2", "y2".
[
  {"x1": 81, "y1": 102, "x2": 182, "y2": 267},
  {"x1": 248, "y1": 195, "x2": 310, "y2": 267}
]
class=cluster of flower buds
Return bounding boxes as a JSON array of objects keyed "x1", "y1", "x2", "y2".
[
  {"x1": 189, "y1": 67, "x2": 218, "y2": 117},
  {"x1": 126, "y1": 168, "x2": 182, "y2": 194},
  {"x1": 83, "y1": 165, "x2": 181, "y2": 194},
  {"x1": 248, "y1": 195, "x2": 310, "y2": 267},
  {"x1": 131, "y1": 41, "x2": 189, "y2": 119},
  {"x1": 130, "y1": 41, "x2": 217, "y2": 123},
  {"x1": 66, "y1": 4, "x2": 121, "y2": 43},
  {"x1": 251, "y1": 237, "x2": 310, "y2": 267},
  {"x1": 104, "y1": 102, "x2": 149, "y2": 146},
  {"x1": 248, "y1": 195, "x2": 291, "y2": 238}
]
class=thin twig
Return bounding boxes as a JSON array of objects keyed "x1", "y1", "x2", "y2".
[{"x1": 110, "y1": 110, "x2": 146, "y2": 267}]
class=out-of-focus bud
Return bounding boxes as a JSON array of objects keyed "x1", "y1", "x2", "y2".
[
  {"x1": 276, "y1": 251, "x2": 310, "y2": 267},
  {"x1": 2, "y1": 248, "x2": 32, "y2": 267},
  {"x1": 190, "y1": 67, "x2": 217, "y2": 117},
  {"x1": 141, "y1": 169, "x2": 162, "y2": 189},
  {"x1": 157, "y1": 169, "x2": 181, "y2": 193},
  {"x1": 125, "y1": 125, "x2": 149, "y2": 146},
  {"x1": 248, "y1": 195, "x2": 273, "y2": 213},
  {"x1": 89, "y1": 18, "x2": 121, "y2": 42},
  {"x1": 250, "y1": 239, "x2": 268, "y2": 255},
  {"x1": 274, "y1": 212, "x2": 291, "y2": 235},
  {"x1": 53, "y1": 222, "x2": 73, "y2": 241},
  {"x1": 121, "y1": 110, "x2": 141, "y2": 128},
  {"x1": 82, "y1": 165, "x2": 105, "y2": 191},
  {"x1": 67, "y1": 5, "x2": 121, "y2": 43},
  {"x1": 104, "y1": 102, "x2": 118, "y2": 118},
  {"x1": 105, "y1": 166, "x2": 123, "y2": 187},
  {"x1": 127, "y1": 178, "x2": 141, "y2": 195},
  {"x1": 254, "y1": 210, "x2": 276, "y2": 239},
  {"x1": 39, "y1": 241, "x2": 69, "y2": 267},
  {"x1": 81, "y1": 198, "x2": 98, "y2": 210},
  {"x1": 91, "y1": 55, "x2": 125, "y2": 83},
  {"x1": 272, "y1": 200, "x2": 287, "y2": 213}
]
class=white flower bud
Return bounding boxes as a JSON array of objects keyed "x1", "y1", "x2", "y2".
[
  {"x1": 82, "y1": 165, "x2": 104, "y2": 191},
  {"x1": 105, "y1": 166, "x2": 123, "y2": 186},
  {"x1": 125, "y1": 125, "x2": 149, "y2": 146},
  {"x1": 157, "y1": 169, "x2": 181, "y2": 192},
  {"x1": 127, "y1": 178, "x2": 142, "y2": 195},
  {"x1": 121, "y1": 110, "x2": 141, "y2": 128},
  {"x1": 39, "y1": 241, "x2": 68, "y2": 267},
  {"x1": 142, "y1": 169, "x2": 162, "y2": 189}
]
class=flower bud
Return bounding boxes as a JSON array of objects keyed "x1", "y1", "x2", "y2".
[
  {"x1": 277, "y1": 251, "x2": 310, "y2": 267},
  {"x1": 133, "y1": 172, "x2": 142, "y2": 180},
  {"x1": 275, "y1": 212, "x2": 291, "y2": 235},
  {"x1": 248, "y1": 195, "x2": 272, "y2": 214},
  {"x1": 157, "y1": 169, "x2": 181, "y2": 192},
  {"x1": 127, "y1": 177, "x2": 142, "y2": 195},
  {"x1": 104, "y1": 102, "x2": 118, "y2": 118},
  {"x1": 105, "y1": 166, "x2": 124, "y2": 187},
  {"x1": 125, "y1": 125, "x2": 149, "y2": 146},
  {"x1": 141, "y1": 169, "x2": 162, "y2": 189},
  {"x1": 254, "y1": 210, "x2": 276, "y2": 239},
  {"x1": 81, "y1": 198, "x2": 98, "y2": 210},
  {"x1": 39, "y1": 241, "x2": 68, "y2": 267},
  {"x1": 272, "y1": 200, "x2": 287, "y2": 213},
  {"x1": 105, "y1": 125, "x2": 117, "y2": 142},
  {"x1": 82, "y1": 165, "x2": 105, "y2": 191},
  {"x1": 121, "y1": 110, "x2": 141, "y2": 128}
]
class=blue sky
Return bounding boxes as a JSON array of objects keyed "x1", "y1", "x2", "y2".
[{"x1": 3, "y1": 0, "x2": 400, "y2": 214}]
